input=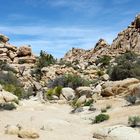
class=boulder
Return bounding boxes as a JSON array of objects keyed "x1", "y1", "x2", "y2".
[
  {"x1": 17, "y1": 46, "x2": 32, "y2": 57},
  {"x1": 33, "y1": 81, "x2": 42, "y2": 91},
  {"x1": 0, "y1": 48, "x2": 7, "y2": 54},
  {"x1": 5, "y1": 125, "x2": 19, "y2": 135},
  {"x1": 0, "y1": 90, "x2": 18, "y2": 103},
  {"x1": 102, "y1": 74, "x2": 110, "y2": 81},
  {"x1": 93, "y1": 84, "x2": 102, "y2": 94},
  {"x1": 95, "y1": 125, "x2": 140, "y2": 140},
  {"x1": 4, "y1": 44, "x2": 17, "y2": 52},
  {"x1": 101, "y1": 78, "x2": 140, "y2": 97},
  {"x1": 14, "y1": 56, "x2": 36, "y2": 64},
  {"x1": 76, "y1": 86, "x2": 93, "y2": 98},
  {"x1": 76, "y1": 95, "x2": 86, "y2": 106},
  {"x1": 0, "y1": 34, "x2": 9, "y2": 43},
  {"x1": 61, "y1": 88, "x2": 75, "y2": 101},
  {"x1": 18, "y1": 128, "x2": 39, "y2": 139}
]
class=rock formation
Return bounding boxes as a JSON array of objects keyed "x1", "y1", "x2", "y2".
[{"x1": 0, "y1": 34, "x2": 36, "y2": 64}]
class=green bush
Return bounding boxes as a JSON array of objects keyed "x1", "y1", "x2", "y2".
[
  {"x1": 32, "y1": 51, "x2": 56, "y2": 81},
  {"x1": 0, "y1": 72, "x2": 26, "y2": 99},
  {"x1": 48, "y1": 74, "x2": 90, "y2": 89},
  {"x1": 0, "y1": 103, "x2": 16, "y2": 110},
  {"x1": 97, "y1": 70, "x2": 104, "y2": 77},
  {"x1": 46, "y1": 86, "x2": 62, "y2": 100},
  {"x1": 128, "y1": 116, "x2": 140, "y2": 127},
  {"x1": 46, "y1": 89, "x2": 54, "y2": 100},
  {"x1": 54, "y1": 86, "x2": 62, "y2": 97},
  {"x1": 93, "y1": 114, "x2": 109, "y2": 123},
  {"x1": 96, "y1": 55, "x2": 111, "y2": 67},
  {"x1": 84, "y1": 99, "x2": 93, "y2": 106},
  {"x1": 108, "y1": 51, "x2": 140, "y2": 81},
  {"x1": 36, "y1": 50, "x2": 56, "y2": 69},
  {"x1": 126, "y1": 95, "x2": 137, "y2": 105}
]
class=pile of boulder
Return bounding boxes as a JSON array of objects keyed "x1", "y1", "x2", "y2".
[{"x1": 0, "y1": 34, "x2": 36, "y2": 64}]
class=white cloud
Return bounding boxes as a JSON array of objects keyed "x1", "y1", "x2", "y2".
[{"x1": 0, "y1": 24, "x2": 118, "y2": 58}]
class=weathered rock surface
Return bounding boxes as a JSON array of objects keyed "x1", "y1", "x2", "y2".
[
  {"x1": 17, "y1": 46, "x2": 32, "y2": 57},
  {"x1": 101, "y1": 78, "x2": 140, "y2": 97},
  {"x1": 0, "y1": 90, "x2": 18, "y2": 103},
  {"x1": 18, "y1": 128, "x2": 39, "y2": 139},
  {"x1": 76, "y1": 86, "x2": 93, "y2": 98},
  {"x1": 5, "y1": 125, "x2": 19, "y2": 135},
  {"x1": 95, "y1": 125, "x2": 140, "y2": 140},
  {"x1": 61, "y1": 88, "x2": 75, "y2": 101}
]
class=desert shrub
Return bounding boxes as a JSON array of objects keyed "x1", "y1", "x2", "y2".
[
  {"x1": 48, "y1": 74, "x2": 90, "y2": 89},
  {"x1": 126, "y1": 95, "x2": 137, "y2": 105},
  {"x1": 32, "y1": 51, "x2": 56, "y2": 81},
  {"x1": 96, "y1": 55, "x2": 111, "y2": 67},
  {"x1": 54, "y1": 86, "x2": 62, "y2": 97},
  {"x1": 46, "y1": 89, "x2": 54, "y2": 100},
  {"x1": 0, "y1": 72, "x2": 26, "y2": 99},
  {"x1": 36, "y1": 50, "x2": 56, "y2": 69},
  {"x1": 128, "y1": 116, "x2": 140, "y2": 127},
  {"x1": 97, "y1": 70, "x2": 104, "y2": 77},
  {"x1": 93, "y1": 114, "x2": 109, "y2": 123},
  {"x1": 0, "y1": 103, "x2": 16, "y2": 110},
  {"x1": 108, "y1": 51, "x2": 140, "y2": 81},
  {"x1": 46, "y1": 86, "x2": 62, "y2": 100},
  {"x1": 84, "y1": 99, "x2": 93, "y2": 106}
]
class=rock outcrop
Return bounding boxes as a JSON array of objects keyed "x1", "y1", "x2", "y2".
[
  {"x1": 101, "y1": 78, "x2": 140, "y2": 97},
  {"x1": 0, "y1": 34, "x2": 36, "y2": 64}
]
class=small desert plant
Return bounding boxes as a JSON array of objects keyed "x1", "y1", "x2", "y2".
[
  {"x1": 46, "y1": 86, "x2": 62, "y2": 100},
  {"x1": 46, "y1": 89, "x2": 54, "y2": 100},
  {"x1": 48, "y1": 74, "x2": 91, "y2": 89},
  {"x1": 96, "y1": 55, "x2": 111, "y2": 67},
  {"x1": 126, "y1": 95, "x2": 137, "y2": 105},
  {"x1": 0, "y1": 103, "x2": 16, "y2": 110},
  {"x1": 97, "y1": 70, "x2": 104, "y2": 77},
  {"x1": 93, "y1": 114, "x2": 109, "y2": 123},
  {"x1": 128, "y1": 116, "x2": 140, "y2": 127},
  {"x1": 53, "y1": 86, "x2": 62, "y2": 97},
  {"x1": 36, "y1": 50, "x2": 56, "y2": 69},
  {"x1": 0, "y1": 72, "x2": 26, "y2": 99},
  {"x1": 84, "y1": 99, "x2": 94, "y2": 106}
]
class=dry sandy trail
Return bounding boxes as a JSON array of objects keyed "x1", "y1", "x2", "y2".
[
  {"x1": 1, "y1": 97, "x2": 140, "y2": 140},
  {"x1": 0, "y1": 99, "x2": 95, "y2": 140}
]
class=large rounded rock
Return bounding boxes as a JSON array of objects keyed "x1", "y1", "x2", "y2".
[
  {"x1": 0, "y1": 90, "x2": 18, "y2": 103},
  {"x1": 101, "y1": 78, "x2": 140, "y2": 97},
  {"x1": 18, "y1": 128, "x2": 39, "y2": 139},
  {"x1": 76, "y1": 86, "x2": 93, "y2": 98},
  {"x1": 61, "y1": 87, "x2": 75, "y2": 101},
  {"x1": 17, "y1": 46, "x2": 32, "y2": 57},
  {"x1": 76, "y1": 95, "x2": 86, "y2": 106},
  {"x1": 5, "y1": 125, "x2": 19, "y2": 135},
  {"x1": 95, "y1": 125, "x2": 140, "y2": 140}
]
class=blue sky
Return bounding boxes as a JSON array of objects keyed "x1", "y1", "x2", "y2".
[{"x1": 0, "y1": 0, "x2": 139, "y2": 58}]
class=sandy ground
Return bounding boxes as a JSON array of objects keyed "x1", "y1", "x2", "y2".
[
  {"x1": 0, "y1": 99, "x2": 95, "y2": 140},
  {"x1": 0, "y1": 97, "x2": 140, "y2": 140}
]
